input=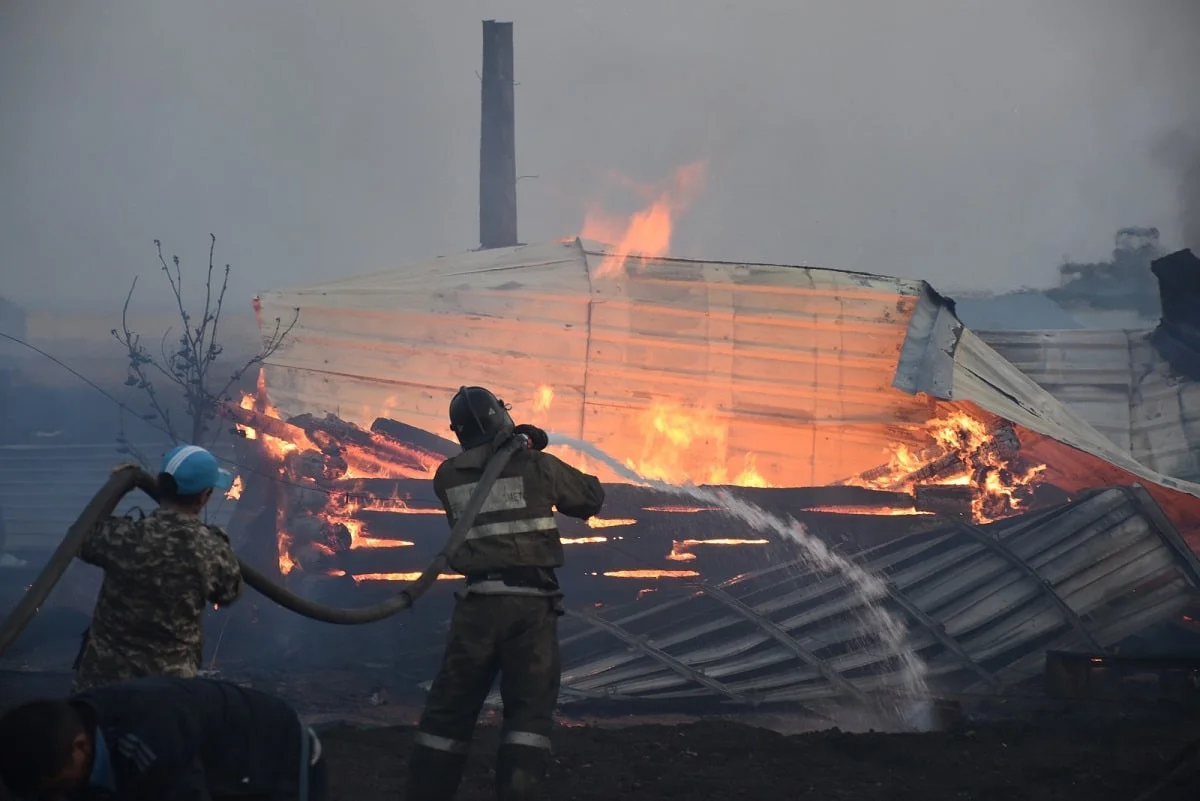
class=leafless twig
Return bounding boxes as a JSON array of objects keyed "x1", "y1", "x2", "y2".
[{"x1": 111, "y1": 234, "x2": 300, "y2": 457}]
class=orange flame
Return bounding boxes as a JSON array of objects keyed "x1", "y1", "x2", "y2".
[
  {"x1": 585, "y1": 517, "x2": 637, "y2": 529},
  {"x1": 599, "y1": 570, "x2": 700, "y2": 579},
  {"x1": 666, "y1": 538, "x2": 770, "y2": 562},
  {"x1": 643, "y1": 506, "x2": 715, "y2": 513},
  {"x1": 800, "y1": 505, "x2": 931, "y2": 517},
  {"x1": 844, "y1": 407, "x2": 1048, "y2": 523},
  {"x1": 318, "y1": 490, "x2": 438, "y2": 550},
  {"x1": 350, "y1": 572, "x2": 462, "y2": 583},
  {"x1": 625, "y1": 401, "x2": 772, "y2": 487},
  {"x1": 580, "y1": 162, "x2": 707, "y2": 279},
  {"x1": 562, "y1": 536, "x2": 609, "y2": 544}
]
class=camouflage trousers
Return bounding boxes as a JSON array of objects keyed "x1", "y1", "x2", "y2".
[
  {"x1": 72, "y1": 629, "x2": 201, "y2": 693},
  {"x1": 406, "y1": 593, "x2": 561, "y2": 801}
]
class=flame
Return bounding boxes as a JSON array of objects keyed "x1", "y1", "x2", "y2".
[
  {"x1": 625, "y1": 401, "x2": 772, "y2": 487},
  {"x1": 580, "y1": 162, "x2": 706, "y2": 279},
  {"x1": 317, "y1": 490, "x2": 437, "y2": 549},
  {"x1": 844, "y1": 407, "x2": 1048, "y2": 524},
  {"x1": 666, "y1": 538, "x2": 770, "y2": 562},
  {"x1": 800, "y1": 505, "x2": 931, "y2": 517},
  {"x1": 224, "y1": 475, "x2": 244, "y2": 501},
  {"x1": 643, "y1": 506, "x2": 715, "y2": 513},
  {"x1": 586, "y1": 517, "x2": 637, "y2": 529},
  {"x1": 562, "y1": 536, "x2": 609, "y2": 545},
  {"x1": 533, "y1": 385, "x2": 554, "y2": 413},
  {"x1": 599, "y1": 570, "x2": 700, "y2": 579},
  {"x1": 276, "y1": 506, "x2": 295, "y2": 576},
  {"x1": 636, "y1": 588, "x2": 658, "y2": 600},
  {"x1": 233, "y1": 369, "x2": 452, "y2": 575},
  {"x1": 350, "y1": 572, "x2": 462, "y2": 583}
]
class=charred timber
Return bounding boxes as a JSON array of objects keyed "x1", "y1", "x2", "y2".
[
  {"x1": 221, "y1": 403, "x2": 310, "y2": 444},
  {"x1": 837, "y1": 421, "x2": 1019, "y2": 488},
  {"x1": 287, "y1": 413, "x2": 441, "y2": 472},
  {"x1": 371, "y1": 417, "x2": 458, "y2": 458},
  {"x1": 330, "y1": 478, "x2": 439, "y2": 506},
  {"x1": 914, "y1": 484, "x2": 975, "y2": 517},
  {"x1": 325, "y1": 546, "x2": 424, "y2": 576},
  {"x1": 347, "y1": 510, "x2": 446, "y2": 538},
  {"x1": 890, "y1": 452, "x2": 966, "y2": 490}
]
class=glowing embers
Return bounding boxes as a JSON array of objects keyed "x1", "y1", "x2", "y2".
[
  {"x1": 841, "y1": 407, "x2": 1047, "y2": 523},
  {"x1": 665, "y1": 539, "x2": 770, "y2": 562}
]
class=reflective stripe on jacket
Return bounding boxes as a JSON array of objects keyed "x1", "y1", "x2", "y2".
[{"x1": 434, "y1": 442, "x2": 605, "y2": 576}]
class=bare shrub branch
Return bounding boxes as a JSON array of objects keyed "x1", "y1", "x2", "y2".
[{"x1": 111, "y1": 235, "x2": 300, "y2": 460}]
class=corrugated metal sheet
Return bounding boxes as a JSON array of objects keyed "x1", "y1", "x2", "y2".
[
  {"x1": 258, "y1": 240, "x2": 940, "y2": 488},
  {"x1": 0, "y1": 442, "x2": 240, "y2": 554},
  {"x1": 257, "y1": 238, "x2": 1200, "y2": 508},
  {"x1": 976, "y1": 329, "x2": 1200, "y2": 482},
  {"x1": 495, "y1": 487, "x2": 1200, "y2": 705}
]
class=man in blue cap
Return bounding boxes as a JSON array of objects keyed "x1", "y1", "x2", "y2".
[{"x1": 72, "y1": 445, "x2": 244, "y2": 691}]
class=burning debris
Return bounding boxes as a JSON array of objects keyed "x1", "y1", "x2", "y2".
[
  {"x1": 221, "y1": 371, "x2": 1059, "y2": 601},
  {"x1": 840, "y1": 408, "x2": 1048, "y2": 523}
]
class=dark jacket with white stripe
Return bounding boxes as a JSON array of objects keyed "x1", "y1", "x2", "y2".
[
  {"x1": 434, "y1": 442, "x2": 605, "y2": 587},
  {"x1": 71, "y1": 677, "x2": 307, "y2": 801}
]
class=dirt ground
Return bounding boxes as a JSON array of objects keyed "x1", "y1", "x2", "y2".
[
  {"x1": 3, "y1": 669, "x2": 1200, "y2": 800},
  {"x1": 321, "y1": 714, "x2": 1200, "y2": 801}
]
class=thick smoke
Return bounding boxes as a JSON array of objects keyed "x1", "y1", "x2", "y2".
[
  {"x1": 1155, "y1": 126, "x2": 1200, "y2": 250},
  {"x1": 1180, "y1": 133, "x2": 1200, "y2": 249},
  {"x1": 1142, "y1": 0, "x2": 1200, "y2": 250}
]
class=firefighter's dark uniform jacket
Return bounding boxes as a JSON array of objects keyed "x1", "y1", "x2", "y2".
[
  {"x1": 408, "y1": 439, "x2": 604, "y2": 801},
  {"x1": 71, "y1": 677, "x2": 321, "y2": 801},
  {"x1": 434, "y1": 441, "x2": 605, "y2": 594}
]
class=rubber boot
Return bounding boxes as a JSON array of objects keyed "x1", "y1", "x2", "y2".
[
  {"x1": 494, "y1": 744, "x2": 548, "y2": 801},
  {"x1": 404, "y1": 746, "x2": 469, "y2": 801}
]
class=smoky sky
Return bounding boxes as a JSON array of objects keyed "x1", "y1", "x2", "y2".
[{"x1": 2, "y1": 1, "x2": 1199, "y2": 313}]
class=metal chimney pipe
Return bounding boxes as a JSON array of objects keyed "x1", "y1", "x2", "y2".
[{"x1": 479, "y1": 20, "x2": 518, "y2": 249}]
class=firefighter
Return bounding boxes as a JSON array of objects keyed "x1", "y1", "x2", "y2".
[
  {"x1": 0, "y1": 676, "x2": 326, "y2": 801},
  {"x1": 404, "y1": 386, "x2": 606, "y2": 801},
  {"x1": 73, "y1": 445, "x2": 244, "y2": 692}
]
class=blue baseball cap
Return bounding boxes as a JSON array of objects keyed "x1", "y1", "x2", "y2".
[{"x1": 160, "y1": 444, "x2": 235, "y2": 495}]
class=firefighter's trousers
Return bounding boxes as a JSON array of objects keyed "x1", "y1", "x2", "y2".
[{"x1": 404, "y1": 593, "x2": 561, "y2": 801}]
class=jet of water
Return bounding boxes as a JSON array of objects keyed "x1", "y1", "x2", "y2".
[{"x1": 547, "y1": 432, "x2": 929, "y2": 706}]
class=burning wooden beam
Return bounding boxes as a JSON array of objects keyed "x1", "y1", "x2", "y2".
[
  {"x1": 913, "y1": 484, "x2": 975, "y2": 518},
  {"x1": 370, "y1": 417, "x2": 458, "y2": 458}
]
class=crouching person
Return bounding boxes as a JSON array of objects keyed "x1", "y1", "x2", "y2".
[{"x1": 0, "y1": 677, "x2": 326, "y2": 801}]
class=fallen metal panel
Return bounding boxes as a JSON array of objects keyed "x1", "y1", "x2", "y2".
[
  {"x1": 547, "y1": 487, "x2": 1200, "y2": 707},
  {"x1": 977, "y1": 328, "x2": 1200, "y2": 483}
]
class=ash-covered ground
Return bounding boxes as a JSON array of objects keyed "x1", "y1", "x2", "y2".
[
  {"x1": 322, "y1": 717, "x2": 1199, "y2": 801},
  {"x1": 2, "y1": 668, "x2": 1199, "y2": 800}
]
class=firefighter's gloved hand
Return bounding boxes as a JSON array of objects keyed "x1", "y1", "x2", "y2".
[{"x1": 513, "y1": 424, "x2": 549, "y2": 451}]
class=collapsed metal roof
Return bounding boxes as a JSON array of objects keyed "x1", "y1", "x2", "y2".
[
  {"x1": 254, "y1": 242, "x2": 1200, "y2": 707},
  {"x1": 537, "y1": 486, "x2": 1200, "y2": 705}
]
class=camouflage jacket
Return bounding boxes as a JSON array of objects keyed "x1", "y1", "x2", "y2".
[
  {"x1": 434, "y1": 442, "x2": 605, "y2": 589},
  {"x1": 73, "y1": 508, "x2": 244, "y2": 691}
]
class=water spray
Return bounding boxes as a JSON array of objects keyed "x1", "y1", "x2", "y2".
[{"x1": 548, "y1": 432, "x2": 932, "y2": 723}]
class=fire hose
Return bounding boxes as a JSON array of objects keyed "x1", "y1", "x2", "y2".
[{"x1": 0, "y1": 434, "x2": 526, "y2": 656}]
